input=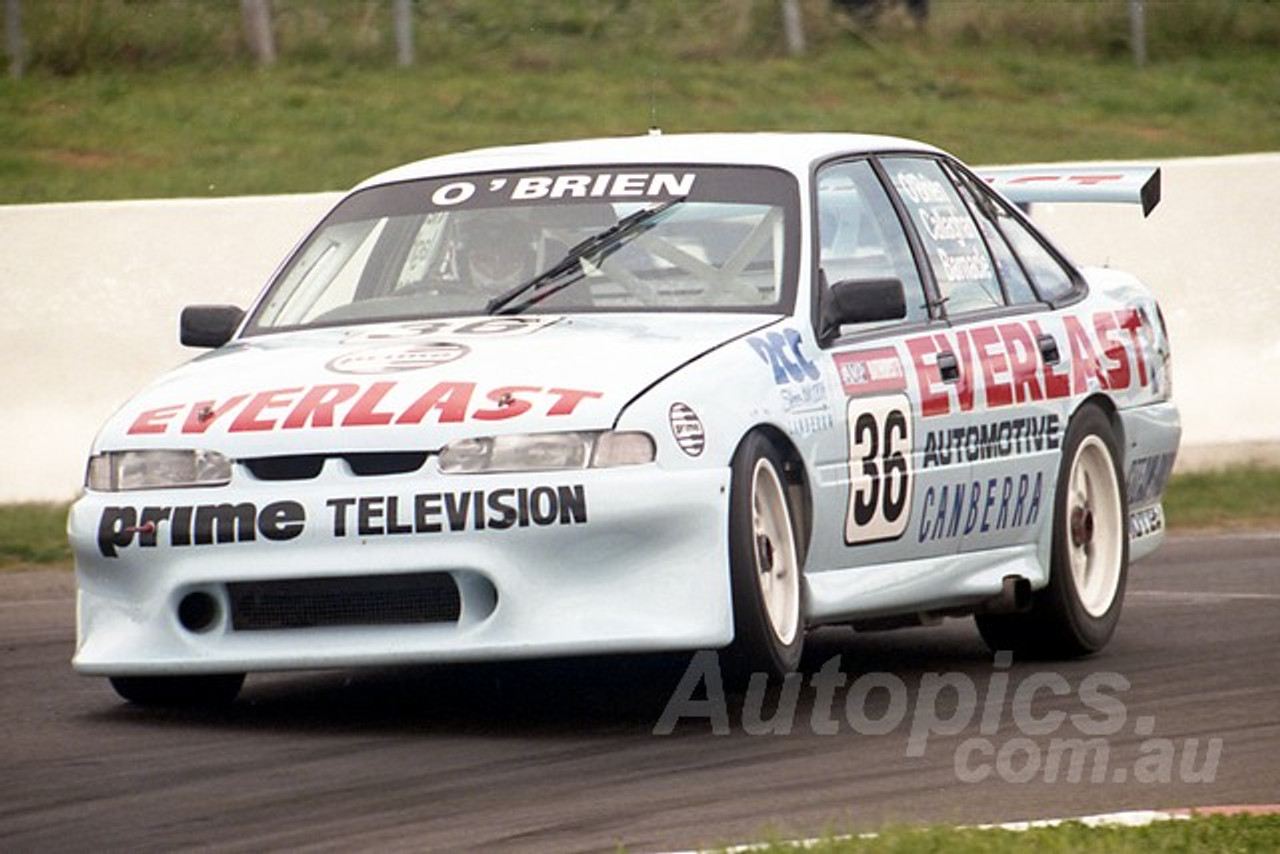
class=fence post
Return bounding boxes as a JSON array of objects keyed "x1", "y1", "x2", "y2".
[
  {"x1": 5, "y1": 0, "x2": 24, "y2": 78},
  {"x1": 1129, "y1": 0, "x2": 1147, "y2": 67},
  {"x1": 241, "y1": 0, "x2": 277, "y2": 66},
  {"x1": 781, "y1": 0, "x2": 805, "y2": 56},
  {"x1": 394, "y1": 0, "x2": 414, "y2": 67}
]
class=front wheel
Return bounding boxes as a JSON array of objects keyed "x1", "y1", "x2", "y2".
[
  {"x1": 723, "y1": 433, "x2": 805, "y2": 680},
  {"x1": 976, "y1": 405, "x2": 1128, "y2": 658},
  {"x1": 109, "y1": 673, "x2": 245, "y2": 707}
]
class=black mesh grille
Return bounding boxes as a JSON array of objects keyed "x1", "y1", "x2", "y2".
[
  {"x1": 243, "y1": 452, "x2": 428, "y2": 481},
  {"x1": 346, "y1": 452, "x2": 429, "y2": 476},
  {"x1": 244, "y1": 455, "x2": 325, "y2": 481},
  {"x1": 228, "y1": 573, "x2": 461, "y2": 631}
]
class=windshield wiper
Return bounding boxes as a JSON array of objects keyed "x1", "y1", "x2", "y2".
[{"x1": 484, "y1": 196, "x2": 685, "y2": 315}]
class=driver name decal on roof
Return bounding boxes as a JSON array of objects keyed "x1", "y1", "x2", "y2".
[
  {"x1": 429, "y1": 171, "x2": 697, "y2": 208},
  {"x1": 511, "y1": 172, "x2": 696, "y2": 201},
  {"x1": 126, "y1": 382, "x2": 604, "y2": 435}
]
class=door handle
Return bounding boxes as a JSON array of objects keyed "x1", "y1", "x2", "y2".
[
  {"x1": 937, "y1": 350, "x2": 961, "y2": 383},
  {"x1": 1037, "y1": 334, "x2": 1061, "y2": 365}
]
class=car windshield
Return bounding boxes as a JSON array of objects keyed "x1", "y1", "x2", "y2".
[{"x1": 245, "y1": 165, "x2": 800, "y2": 333}]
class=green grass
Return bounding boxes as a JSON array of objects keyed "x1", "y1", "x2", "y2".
[
  {"x1": 1162, "y1": 465, "x2": 1280, "y2": 531},
  {"x1": 735, "y1": 813, "x2": 1280, "y2": 853},
  {"x1": 0, "y1": 503, "x2": 71, "y2": 568},
  {"x1": 1, "y1": 1, "x2": 1277, "y2": 203},
  {"x1": 3, "y1": 466, "x2": 1278, "y2": 571}
]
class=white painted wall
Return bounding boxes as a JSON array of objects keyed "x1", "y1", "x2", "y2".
[
  {"x1": 0, "y1": 194, "x2": 338, "y2": 502},
  {"x1": 1030, "y1": 154, "x2": 1280, "y2": 470},
  {"x1": 1, "y1": 155, "x2": 1276, "y2": 502}
]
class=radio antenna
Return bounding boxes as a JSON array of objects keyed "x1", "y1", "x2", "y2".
[{"x1": 649, "y1": 70, "x2": 661, "y2": 135}]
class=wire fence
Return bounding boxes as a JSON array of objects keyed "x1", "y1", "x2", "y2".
[{"x1": 4, "y1": 0, "x2": 1276, "y2": 78}]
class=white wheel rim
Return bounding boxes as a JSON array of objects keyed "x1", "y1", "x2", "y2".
[
  {"x1": 750, "y1": 458, "x2": 800, "y2": 645},
  {"x1": 1065, "y1": 435, "x2": 1124, "y2": 618}
]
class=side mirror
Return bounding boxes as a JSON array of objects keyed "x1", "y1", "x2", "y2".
[
  {"x1": 819, "y1": 277, "x2": 907, "y2": 344},
  {"x1": 180, "y1": 305, "x2": 245, "y2": 349}
]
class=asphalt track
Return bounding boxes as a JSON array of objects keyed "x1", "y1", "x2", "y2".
[{"x1": 2, "y1": 532, "x2": 1277, "y2": 852}]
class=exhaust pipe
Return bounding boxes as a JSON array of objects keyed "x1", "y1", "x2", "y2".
[{"x1": 976, "y1": 575, "x2": 1032, "y2": 615}]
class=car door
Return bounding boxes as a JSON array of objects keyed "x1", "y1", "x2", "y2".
[
  {"x1": 806, "y1": 157, "x2": 969, "y2": 577},
  {"x1": 878, "y1": 155, "x2": 1067, "y2": 555}
]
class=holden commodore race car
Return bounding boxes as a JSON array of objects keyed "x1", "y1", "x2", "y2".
[{"x1": 69, "y1": 133, "x2": 1180, "y2": 705}]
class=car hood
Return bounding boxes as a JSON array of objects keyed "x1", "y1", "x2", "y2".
[{"x1": 97, "y1": 314, "x2": 777, "y2": 456}]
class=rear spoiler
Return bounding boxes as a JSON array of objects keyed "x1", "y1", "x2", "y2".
[{"x1": 976, "y1": 165, "x2": 1161, "y2": 217}]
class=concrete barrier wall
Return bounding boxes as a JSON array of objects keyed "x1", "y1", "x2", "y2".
[
  {"x1": 1, "y1": 155, "x2": 1276, "y2": 502},
  {"x1": 1030, "y1": 153, "x2": 1280, "y2": 470},
  {"x1": 1, "y1": 194, "x2": 339, "y2": 502}
]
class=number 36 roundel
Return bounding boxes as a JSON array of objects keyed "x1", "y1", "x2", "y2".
[{"x1": 845, "y1": 395, "x2": 913, "y2": 544}]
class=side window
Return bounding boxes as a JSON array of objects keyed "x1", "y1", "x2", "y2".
[
  {"x1": 992, "y1": 207, "x2": 1080, "y2": 302},
  {"x1": 816, "y1": 159, "x2": 928, "y2": 325},
  {"x1": 949, "y1": 169, "x2": 1039, "y2": 306},
  {"x1": 882, "y1": 157, "x2": 1004, "y2": 315}
]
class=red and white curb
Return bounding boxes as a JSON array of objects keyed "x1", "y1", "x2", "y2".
[{"x1": 666, "y1": 805, "x2": 1280, "y2": 853}]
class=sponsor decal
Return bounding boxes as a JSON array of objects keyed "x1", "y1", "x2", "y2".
[
  {"x1": 327, "y1": 342, "x2": 468, "y2": 375},
  {"x1": 834, "y1": 347, "x2": 907, "y2": 397},
  {"x1": 906, "y1": 310, "x2": 1150, "y2": 419},
  {"x1": 668, "y1": 403, "x2": 706, "y2": 457},
  {"x1": 917, "y1": 473, "x2": 1044, "y2": 543},
  {"x1": 780, "y1": 382, "x2": 834, "y2": 437},
  {"x1": 327, "y1": 485, "x2": 586, "y2": 536},
  {"x1": 1126, "y1": 452, "x2": 1176, "y2": 505},
  {"x1": 748, "y1": 328, "x2": 821, "y2": 386},
  {"x1": 95, "y1": 486, "x2": 588, "y2": 557},
  {"x1": 1128, "y1": 505, "x2": 1165, "y2": 540},
  {"x1": 921, "y1": 415, "x2": 1061, "y2": 469},
  {"x1": 98, "y1": 501, "x2": 305, "y2": 558},
  {"x1": 749, "y1": 328, "x2": 832, "y2": 437},
  {"x1": 341, "y1": 316, "x2": 558, "y2": 343},
  {"x1": 127, "y1": 382, "x2": 604, "y2": 435}
]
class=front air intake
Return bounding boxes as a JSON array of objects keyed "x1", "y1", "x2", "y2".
[{"x1": 227, "y1": 573, "x2": 461, "y2": 630}]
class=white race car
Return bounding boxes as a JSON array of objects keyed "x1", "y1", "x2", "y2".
[{"x1": 69, "y1": 133, "x2": 1179, "y2": 705}]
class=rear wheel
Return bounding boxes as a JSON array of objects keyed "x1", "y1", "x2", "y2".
[
  {"x1": 976, "y1": 405, "x2": 1128, "y2": 658},
  {"x1": 109, "y1": 674, "x2": 245, "y2": 707},
  {"x1": 724, "y1": 433, "x2": 805, "y2": 680}
]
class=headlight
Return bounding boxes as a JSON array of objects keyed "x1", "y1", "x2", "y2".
[
  {"x1": 85, "y1": 450, "x2": 233, "y2": 491},
  {"x1": 438, "y1": 431, "x2": 655, "y2": 474}
]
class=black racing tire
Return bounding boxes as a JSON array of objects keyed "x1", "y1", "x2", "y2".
[
  {"x1": 723, "y1": 432, "x2": 805, "y2": 682},
  {"x1": 976, "y1": 404, "x2": 1129, "y2": 658},
  {"x1": 109, "y1": 673, "x2": 245, "y2": 707}
]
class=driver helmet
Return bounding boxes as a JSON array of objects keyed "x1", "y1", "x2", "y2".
[{"x1": 457, "y1": 214, "x2": 538, "y2": 294}]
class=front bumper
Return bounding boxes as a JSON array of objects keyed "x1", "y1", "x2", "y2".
[{"x1": 71, "y1": 465, "x2": 733, "y2": 675}]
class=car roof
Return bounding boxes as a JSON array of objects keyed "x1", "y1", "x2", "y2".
[{"x1": 355, "y1": 132, "x2": 944, "y2": 189}]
